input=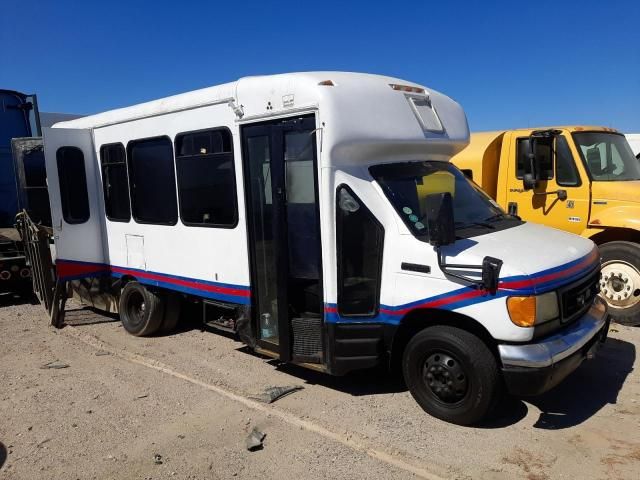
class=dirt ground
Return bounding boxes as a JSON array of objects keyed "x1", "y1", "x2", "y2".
[{"x1": 1, "y1": 295, "x2": 639, "y2": 480}]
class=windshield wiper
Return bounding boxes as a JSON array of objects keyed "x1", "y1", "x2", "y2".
[
  {"x1": 484, "y1": 213, "x2": 520, "y2": 222},
  {"x1": 455, "y1": 221, "x2": 495, "y2": 230}
]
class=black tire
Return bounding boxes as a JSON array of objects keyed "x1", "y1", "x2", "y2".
[
  {"x1": 402, "y1": 325, "x2": 501, "y2": 426},
  {"x1": 599, "y1": 241, "x2": 640, "y2": 326},
  {"x1": 119, "y1": 281, "x2": 164, "y2": 336},
  {"x1": 159, "y1": 293, "x2": 181, "y2": 334}
]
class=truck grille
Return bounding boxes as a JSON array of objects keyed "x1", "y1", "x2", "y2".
[{"x1": 559, "y1": 267, "x2": 600, "y2": 324}]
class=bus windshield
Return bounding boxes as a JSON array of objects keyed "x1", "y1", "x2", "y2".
[
  {"x1": 573, "y1": 132, "x2": 640, "y2": 181},
  {"x1": 370, "y1": 161, "x2": 522, "y2": 240}
]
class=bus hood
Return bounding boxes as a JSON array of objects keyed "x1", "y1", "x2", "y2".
[
  {"x1": 592, "y1": 181, "x2": 640, "y2": 204},
  {"x1": 440, "y1": 222, "x2": 598, "y2": 294}
]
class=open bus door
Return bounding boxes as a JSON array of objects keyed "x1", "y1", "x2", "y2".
[{"x1": 242, "y1": 115, "x2": 324, "y2": 365}]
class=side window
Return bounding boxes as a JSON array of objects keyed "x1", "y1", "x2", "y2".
[
  {"x1": 127, "y1": 136, "x2": 178, "y2": 225},
  {"x1": 336, "y1": 186, "x2": 384, "y2": 317},
  {"x1": 56, "y1": 146, "x2": 90, "y2": 224},
  {"x1": 516, "y1": 138, "x2": 553, "y2": 180},
  {"x1": 174, "y1": 128, "x2": 237, "y2": 227},
  {"x1": 100, "y1": 143, "x2": 131, "y2": 222},
  {"x1": 555, "y1": 136, "x2": 580, "y2": 186}
]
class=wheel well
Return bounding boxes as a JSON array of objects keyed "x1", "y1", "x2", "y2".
[
  {"x1": 588, "y1": 227, "x2": 640, "y2": 246},
  {"x1": 389, "y1": 309, "x2": 499, "y2": 372}
]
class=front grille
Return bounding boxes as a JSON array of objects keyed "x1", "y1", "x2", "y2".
[{"x1": 559, "y1": 267, "x2": 600, "y2": 324}]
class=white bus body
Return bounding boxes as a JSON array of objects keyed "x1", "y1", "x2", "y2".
[{"x1": 44, "y1": 72, "x2": 607, "y2": 424}]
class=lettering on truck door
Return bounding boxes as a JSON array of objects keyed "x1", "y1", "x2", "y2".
[{"x1": 505, "y1": 132, "x2": 590, "y2": 234}]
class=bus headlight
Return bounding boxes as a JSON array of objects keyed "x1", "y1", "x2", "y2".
[{"x1": 507, "y1": 291, "x2": 560, "y2": 327}]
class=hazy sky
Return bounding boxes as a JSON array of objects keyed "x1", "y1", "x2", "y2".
[{"x1": 2, "y1": 0, "x2": 639, "y2": 132}]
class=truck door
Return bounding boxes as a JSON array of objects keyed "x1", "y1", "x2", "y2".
[
  {"x1": 43, "y1": 127, "x2": 105, "y2": 273},
  {"x1": 505, "y1": 132, "x2": 589, "y2": 234}
]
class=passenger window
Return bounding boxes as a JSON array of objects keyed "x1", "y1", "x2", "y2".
[
  {"x1": 175, "y1": 128, "x2": 237, "y2": 227},
  {"x1": 127, "y1": 137, "x2": 178, "y2": 225},
  {"x1": 100, "y1": 143, "x2": 131, "y2": 222},
  {"x1": 516, "y1": 138, "x2": 553, "y2": 180},
  {"x1": 336, "y1": 186, "x2": 384, "y2": 317},
  {"x1": 555, "y1": 136, "x2": 580, "y2": 186},
  {"x1": 56, "y1": 146, "x2": 90, "y2": 224}
]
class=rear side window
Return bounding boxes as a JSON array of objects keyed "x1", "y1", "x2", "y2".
[
  {"x1": 56, "y1": 146, "x2": 90, "y2": 224},
  {"x1": 127, "y1": 137, "x2": 178, "y2": 225},
  {"x1": 516, "y1": 138, "x2": 553, "y2": 180},
  {"x1": 100, "y1": 143, "x2": 131, "y2": 222},
  {"x1": 336, "y1": 185, "x2": 384, "y2": 317},
  {"x1": 174, "y1": 128, "x2": 237, "y2": 227}
]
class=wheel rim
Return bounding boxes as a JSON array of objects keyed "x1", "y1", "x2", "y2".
[
  {"x1": 600, "y1": 260, "x2": 640, "y2": 309},
  {"x1": 422, "y1": 351, "x2": 469, "y2": 404},
  {"x1": 127, "y1": 291, "x2": 146, "y2": 328}
]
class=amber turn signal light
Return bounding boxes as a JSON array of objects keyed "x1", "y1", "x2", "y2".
[{"x1": 507, "y1": 296, "x2": 537, "y2": 327}]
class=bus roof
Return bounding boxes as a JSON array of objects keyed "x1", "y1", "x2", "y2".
[{"x1": 55, "y1": 72, "x2": 470, "y2": 164}]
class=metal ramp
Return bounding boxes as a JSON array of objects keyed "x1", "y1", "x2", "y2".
[{"x1": 15, "y1": 210, "x2": 67, "y2": 326}]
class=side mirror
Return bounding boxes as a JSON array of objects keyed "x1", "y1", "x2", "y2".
[
  {"x1": 424, "y1": 192, "x2": 456, "y2": 247},
  {"x1": 482, "y1": 256, "x2": 503, "y2": 293}
]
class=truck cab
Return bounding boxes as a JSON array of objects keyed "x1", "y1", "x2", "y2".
[{"x1": 453, "y1": 127, "x2": 640, "y2": 324}]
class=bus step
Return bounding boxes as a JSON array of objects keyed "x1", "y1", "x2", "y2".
[
  {"x1": 203, "y1": 300, "x2": 236, "y2": 333},
  {"x1": 292, "y1": 316, "x2": 322, "y2": 363}
]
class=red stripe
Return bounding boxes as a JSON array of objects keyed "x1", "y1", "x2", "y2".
[
  {"x1": 499, "y1": 250, "x2": 598, "y2": 290},
  {"x1": 56, "y1": 261, "x2": 249, "y2": 298},
  {"x1": 110, "y1": 267, "x2": 251, "y2": 298},
  {"x1": 57, "y1": 261, "x2": 109, "y2": 277}
]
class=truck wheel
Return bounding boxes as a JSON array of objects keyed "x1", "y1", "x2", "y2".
[
  {"x1": 402, "y1": 325, "x2": 501, "y2": 426},
  {"x1": 119, "y1": 281, "x2": 164, "y2": 336},
  {"x1": 599, "y1": 241, "x2": 640, "y2": 326}
]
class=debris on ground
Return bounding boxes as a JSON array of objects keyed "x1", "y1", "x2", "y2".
[
  {"x1": 153, "y1": 454, "x2": 163, "y2": 464},
  {"x1": 95, "y1": 350, "x2": 110, "y2": 356},
  {"x1": 245, "y1": 427, "x2": 266, "y2": 451},
  {"x1": 40, "y1": 360, "x2": 70, "y2": 369},
  {"x1": 249, "y1": 385, "x2": 304, "y2": 404},
  {"x1": 136, "y1": 394, "x2": 149, "y2": 399}
]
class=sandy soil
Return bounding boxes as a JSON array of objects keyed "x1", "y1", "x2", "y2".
[{"x1": 1, "y1": 296, "x2": 639, "y2": 480}]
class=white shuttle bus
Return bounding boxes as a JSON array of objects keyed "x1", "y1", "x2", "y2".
[{"x1": 42, "y1": 72, "x2": 608, "y2": 425}]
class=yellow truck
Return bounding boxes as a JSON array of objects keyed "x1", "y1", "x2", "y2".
[{"x1": 452, "y1": 126, "x2": 640, "y2": 325}]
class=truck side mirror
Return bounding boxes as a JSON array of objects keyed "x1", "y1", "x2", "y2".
[
  {"x1": 481, "y1": 256, "x2": 503, "y2": 293},
  {"x1": 424, "y1": 192, "x2": 456, "y2": 247}
]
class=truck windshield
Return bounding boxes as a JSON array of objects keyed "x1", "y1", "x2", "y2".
[
  {"x1": 573, "y1": 132, "x2": 640, "y2": 181},
  {"x1": 370, "y1": 161, "x2": 522, "y2": 240}
]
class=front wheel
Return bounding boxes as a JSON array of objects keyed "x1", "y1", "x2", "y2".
[
  {"x1": 599, "y1": 241, "x2": 640, "y2": 326},
  {"x1": 402, "y1": 326, "x2": 501, "y2": 426}
]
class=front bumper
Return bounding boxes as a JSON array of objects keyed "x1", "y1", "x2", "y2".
[{"x1": 498, "y1": 297, "x2": 609, "y2": 396}]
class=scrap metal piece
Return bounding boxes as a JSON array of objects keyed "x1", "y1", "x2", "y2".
[
  {"x1": 249, "y1": 385, "x2": 304, "y2": 404},
  {"x1": 40, "y1": 361, "x2": 69, "y2": 369},
  {"x1": 245, "y1": 427, "x2": 266, "y2": 451}
]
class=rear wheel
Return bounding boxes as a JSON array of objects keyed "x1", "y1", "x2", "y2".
[
  {"x1": 599, "y1": 241, "x2": 640, "y2": 326},
  {"x1": 402, "y1": 325, "x2": 501, "y2": 425},
  {"x1": 119, "y1": 281, "x2": 164, "y2": 336}
]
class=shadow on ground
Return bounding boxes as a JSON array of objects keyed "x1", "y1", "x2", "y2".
[
  {"x1": 0, "y1": 291, "x2": 40, "y2": 307},
  {"x1": 527, "y1": 337, "x2": 635, "y2": 430},
  {"x1": 59, "y1": 303, "x2": 637, "y2": 430},
  {"x1": 0, "y1": 442, "x2": 6, "y2": 469}
]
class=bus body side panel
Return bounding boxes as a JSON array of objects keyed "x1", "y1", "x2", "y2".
[
  {"x1": 43, "y1": 127, "x2": 106, "y2": 273},
  {"x1": 90, "y1": 103, "x2": 252, "y2": 306}
]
